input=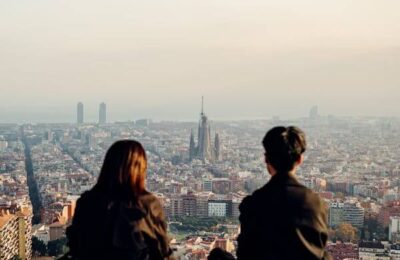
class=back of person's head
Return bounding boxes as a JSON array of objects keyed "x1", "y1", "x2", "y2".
[
  {"x1": 262, "y1": 126, "x2": 306, "y2": 173},
  {"x1": 95, "y1": 140, "x2": 147, "y2": 201}
]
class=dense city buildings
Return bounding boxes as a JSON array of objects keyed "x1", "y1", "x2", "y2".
[
  {"x1": 326, "y1": 242, "x2": 359, "y2": 260},
  {"x1": 0, "y1": 127, "x2": 33, "y2": 260},
  {"x1": 2, "y1": 112, "x2": 400, "y2": 259}
]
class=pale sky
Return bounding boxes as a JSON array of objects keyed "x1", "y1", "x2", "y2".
[{"x1": 0, "y1": 0, "x2": 399, "y2": 123}]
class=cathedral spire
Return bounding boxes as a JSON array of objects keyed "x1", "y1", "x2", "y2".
[
  {"x1": 201, "y1": 96, "x2": 204, "y2": 116},
  {"x1": 214, "y1": 132, "x2": 221, "y2": 161},
  {"x1": 189, "y1": 129, "x2": 196, "y2": 161},
  {"x1": 189, "y1": 96, "x2": 218, "y2": 163}
]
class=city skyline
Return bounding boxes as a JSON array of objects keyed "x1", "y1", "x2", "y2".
[
  {"x1": 2, "y1": 1, "x2": 400, "y2": 258},
  {"x1": 1, "y1": 1, "x2": 400, "y2": 122},
  {"x1": 1, "y1": 100, "x2": 400, "y2": 124}
]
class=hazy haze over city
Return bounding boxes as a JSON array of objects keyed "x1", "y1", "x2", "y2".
[{"x1": 1, "y1": 0, "x2": 399, "y2": 123}]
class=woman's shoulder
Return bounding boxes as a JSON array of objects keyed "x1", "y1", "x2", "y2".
[
  {"x1": 76, "y1": 188, "x2": 107, "y2": 209},
  {"x1": 138, "y1": 191, "x2": 163, "y2": 216},
  {"x1": 139, "y1": 191, "x2": 161, "y2": 206},
  {"x1": 78, "y1": 188, "x2": 97, "y2": 200}
]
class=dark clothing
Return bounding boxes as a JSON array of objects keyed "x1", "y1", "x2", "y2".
[
  {"x1": 208, "y1": 248, "x2": 235, "y2": 260},
  {"x1": 66, "y1": 189, "x2": 174, "y2": 260},
  {"x1": 237, "y1": 173, "x2": 330, "y2": 260}
]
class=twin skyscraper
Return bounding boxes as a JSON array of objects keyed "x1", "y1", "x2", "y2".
[{"x1": 76, "y1": 102, "x2": 107, "y2": 124}]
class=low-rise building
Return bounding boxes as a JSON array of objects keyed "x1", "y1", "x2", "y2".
[
  {"x1": 208, "y1": 200, "x2": 232, "y2": 218},
  {"x1": 358, "y1": 241, "x2": 389, "y2": 260}
]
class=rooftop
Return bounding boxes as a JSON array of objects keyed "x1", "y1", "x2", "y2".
[{"x1": 0, "y1": 211, "x2": 15, "y2": 230}]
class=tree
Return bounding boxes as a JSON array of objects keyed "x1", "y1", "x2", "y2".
[
  {"x1": 335, "y1": 223, "x2": 358, "y2": 242},
  {"x1": 32, "y1": 236, "x2": 47, "y2": 256}
]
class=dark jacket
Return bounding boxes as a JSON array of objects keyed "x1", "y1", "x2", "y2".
[
  {"x1": 66, "y1": 189, "x2": 174, "y2": 260},
  {"x1": 237, "y1": 173, "x2": 330, "y2": 260}
]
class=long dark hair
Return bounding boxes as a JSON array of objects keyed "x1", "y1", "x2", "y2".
[{"x1": 95, "y1": 140, "x2": 147, "y2": 202}]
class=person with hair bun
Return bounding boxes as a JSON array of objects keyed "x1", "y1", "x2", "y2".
[
  {"x1": 65, "y1": 140, "x2": 174, "y2": 260},
  {"x1": 236, "y1": 126, "x2": 330, "y2": 260}
]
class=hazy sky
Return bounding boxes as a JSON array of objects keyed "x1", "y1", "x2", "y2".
[{"x1": 1, "y1": 0, "x2": 399, "y2": 123}]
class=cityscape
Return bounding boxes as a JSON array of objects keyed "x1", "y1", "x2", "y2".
[
  {"x1": 1, "y1": 101, "x2": 400, "y2": 259},
  {"x1": 1, "y1": 0, "x2": 399, "y2": 259}
]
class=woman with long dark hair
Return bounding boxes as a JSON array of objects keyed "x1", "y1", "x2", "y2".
[{"x1": 66, "y1": 140, "x2": 174, "y2": 260}]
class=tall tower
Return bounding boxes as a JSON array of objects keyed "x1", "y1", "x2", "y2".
[
  {"x1": 77, "y1": 102, "x2": 84, "y2": 124},
  {"x1": 310, "y1": 105, "x2": 319, "y2": 119},
  {"x1": 189, "y1": 97, "x2": 220, "y2": 163},
  {"x1": 99, "y1": 102, "x2": 107, "y2": 124},
  {"x1": 189, "y1": 129, "x2": 196, "y2": 161},
  {"x1": 198, "y1": 97, "x2": 212, "y2": 161},
  {"x1": 214, "y1": 133, "x2": 221, "y2": 161}
]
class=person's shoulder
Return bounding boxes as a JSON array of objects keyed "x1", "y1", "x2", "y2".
[
  {"x1": 304, "y1": 188, "x2": 325, "y2": 209},
  {"x1": 239, "y1": 185, "x2": 268, "y2": 213},
  {"x1": 76, "y1": 188, "x2": 108, "y2": 211},
  {"x1": 289, "y1": 184, "x2": 325, "y2": 212},
  {"x1": 70, "y1": 189, "x2": 104, "y2": 225},
  {"x1": 139, "y1": 191, "x2": 163, "y2": 213},
  {"x1": 239, "y1": 195, "x2": 252, "y2": 213},
  {"x1": 77, "y1": 189, "x2": 97, "y2": 205},
  {"x1": 296, "y1": 183, "x2": 322, "y2": 202},
  {"x1": 139, "y1": 191, "x2": 159, "y2": 203}
]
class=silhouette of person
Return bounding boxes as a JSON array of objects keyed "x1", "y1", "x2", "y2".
[
  {"x1": 208, "y1": 247, "x2": 235, "y2": 260},
  {"x1": 236, "y1": 126, "x2": 330, "y2": 259},
  {"x1": 65, "y1": 140, "x2": 174, "y2": 260}
]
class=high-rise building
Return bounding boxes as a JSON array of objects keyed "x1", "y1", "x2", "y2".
[
  {"x1": 169, "y1": 196, "x2": 182, "y2": 217},
  {"x1": 378, "y1": 201, "x2": 400, "y2": 228},
  {"x1": 343, "y1": 201, "x2": 364, "y2": 229},
  {"x1": 328, "y1": 201, "x2": 344, "y2": 227},
  {"x1": 182, "y1": 192, "x2": 197, "y2": 217},
  {"x1": 99, "y1": 102, "x2": 106, "y2": 124},
  {"x1": 189, "y1": 97, "x2": 221, "y2": 162},
  {"x1": 77, "y1": 102, "x2": 84, "y2": 124},
  {"x1": 208, "y1": 200, "x2": 232, "y2": 217},
  {"x1": 189, "y1": 130, "x2": 196, "y2": 161},
  {"x1": 0, "y1": 208, "x2": 33, "y2": 260},
  {"x1": 328, "y1": 200, "x2": 364, "y2": 229},
  {"x1": 310, "y1": 105, "x2": 319, "y2": 119},
  {"x1": 214, "y1": 133, "x2": 221, "y2": 161},
  {"x1": 196, "y1": 192, "x2": 212, "y2": 217},
  {"x1": 389, "y1": 216, "x2": 400, "y2": 242}
]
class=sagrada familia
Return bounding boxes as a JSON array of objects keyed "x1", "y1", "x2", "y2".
[{"x1": 189, "y1": 98, "x2": 221, "y2": 162}]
